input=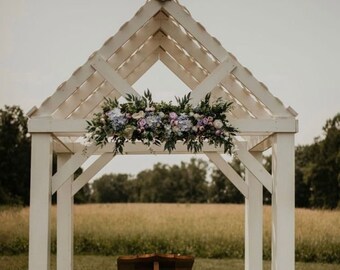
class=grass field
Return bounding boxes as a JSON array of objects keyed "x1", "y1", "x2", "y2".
[
  {"x1": 0, "y1": 255, "x2": 339, "y2": 270},
  {"x1": 0, "y1": 204, "x2": 339, "y2": 264}
]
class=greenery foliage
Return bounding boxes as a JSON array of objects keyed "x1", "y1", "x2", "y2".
[
  {"x1": 86, "y1": 91, "x2": 237, "y2": 155},
  {"x1": 0, "y1": 106, "x2": 31, "y2": 205}
]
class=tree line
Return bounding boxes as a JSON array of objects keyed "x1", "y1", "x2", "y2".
[{"x1": 0, "y1": 105, "x2": 339, "y2": 208}]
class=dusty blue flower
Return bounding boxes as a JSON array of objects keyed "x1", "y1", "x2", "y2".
[
  {"x1": 177, "y1": 114, "x2": 193, "y2": 132},
  {"x1": 146, "y1": 115, "x2": 161, "y2": 128}
]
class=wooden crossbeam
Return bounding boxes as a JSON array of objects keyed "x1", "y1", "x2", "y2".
[
  {"x1": 83, "y1": 49, "x2": 161, "y2": 119},
  {"x1": 28, "y1": 118, "x2": 297, "y2": 135},
  {"x1": 159, "y1": 50, "x2": 250, "y2": 119},
  {"x1": 234, "y1": 140, "x2": 273, "y2": 193},
  {"x1": 205, "y1": 152, "x2": 248, "y2": 198},
  {"x1": 51, "y1": 144, "x2": 98, "y2": 194},
  {"x1": 90, "y1": 54, "x2": 141, "y2": 98},
  {"x1": 189, "y1": 59, "x2": 236, "y2": 106},
  {"x1": 72, "y1": 153, "x2": 114, "y2": 196}
]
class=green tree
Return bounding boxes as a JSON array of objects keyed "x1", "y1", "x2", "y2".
[
  {"x1": 308, "y1": 113, "x2": 339, "y2": 208},
  {"x1": 0, "y1": 106, "x2": 31, "y2": 205},
  {"x1": 209, "y1": 158, "x2": 244, "y2": 203},
  {"x1": 91, "y1": 173, "x2": 130, "y2": 203},
  {"x1": 74, "y1": 168, "x2": 91, "y2": 204},
  {"x1": 177, "y1": 158, "x2": 209, "y2": 203}
]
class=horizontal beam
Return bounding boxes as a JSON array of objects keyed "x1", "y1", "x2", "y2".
[
  {"x1": 28, "y1": 118, "x2": 298, "y2": 134},
  {"x1": 53, "y1": 141, "x2": 227, "y2": 155}
]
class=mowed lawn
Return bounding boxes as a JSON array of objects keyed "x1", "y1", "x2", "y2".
[{"x1": 0, "y1": 203, "x2": 339, "y2": 268}]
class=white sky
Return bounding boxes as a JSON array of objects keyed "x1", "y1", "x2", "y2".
[{"x1": 1, "y1": 0, "x2": 339, "y2": 176}]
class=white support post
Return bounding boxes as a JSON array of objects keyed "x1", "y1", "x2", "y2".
[
  {"x1": 245, "y1": 151, "x2": 263, "y2": 270},
  {"x1": 57, "y1": 154, "x2": 74, "y2": 270},
  {"x1": 271, "y1": 134, "x2": 295, "y2": 270},
  {"x1": 29, "y1": 134, "x2": 53, "y2": 270}
]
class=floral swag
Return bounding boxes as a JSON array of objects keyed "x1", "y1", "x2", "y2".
[{"x1": 86, "y1": 91, "x2": 238, "y2": 155}]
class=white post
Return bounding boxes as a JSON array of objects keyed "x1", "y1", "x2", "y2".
[
  {"x1": 245, "y1": 151, "x2": 263, "y2": 270},
  {"x1": 29, "y1": 134, "x2": 53, "y2": 270},
  {"x1": 271, "y1": 134, "x2": 295, "y2": 270},
  {"x1": 57, "y1": 154, "x2": 74, "y2": 270}
]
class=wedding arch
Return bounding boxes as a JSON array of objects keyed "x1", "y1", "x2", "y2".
[{"x1": 27, "y1": 1, "x2": 298, "y2": 270}]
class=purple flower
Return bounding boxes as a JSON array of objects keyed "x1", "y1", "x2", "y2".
[
  {"x1": 169, "y1": 112, "x2": 178, "y2": 120},
  {"x1": 138, "y1": 118, "x2": 147, "y2": 127},
  {"x1": 202, "y1": 117, "x2": 209, "y2": 125}
]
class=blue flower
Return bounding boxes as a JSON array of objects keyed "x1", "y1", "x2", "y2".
[
  {"x1": 177, "y1": 114, "x2": 193, "y2": 132},
  {"x1": 106, "y1": 108, "x2": 127, "y2": 131}
]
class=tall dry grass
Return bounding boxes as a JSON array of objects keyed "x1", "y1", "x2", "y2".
[{"x1": 0, "y1": 204, "x2": 339, "y2": 263}]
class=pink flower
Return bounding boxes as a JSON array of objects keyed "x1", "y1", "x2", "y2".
[
  {"x1": 169, "y1": 112, "x2": 178, "y2": 120},
  {"x1": 215, "y1": 130, "x2": 222, "y2": 136}
]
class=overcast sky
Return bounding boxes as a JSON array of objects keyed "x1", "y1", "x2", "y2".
[{"x1": 1, "y1": 0, "x2": 339, "y2": 176}]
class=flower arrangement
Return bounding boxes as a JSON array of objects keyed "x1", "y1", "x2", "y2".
[{"x1": 86, "y1": 90, "x2": 237, "y2": 155}]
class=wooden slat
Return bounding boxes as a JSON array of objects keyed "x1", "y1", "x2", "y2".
[
  {"x1": 99, "y1": 1, "x2": 162, "y2": 59},
  {"x1": 32, "y1": 1, "x2": 162, "y2": 117},
  {"x1": 189, "y1": 59, "x2": 236, "y2": 106},
  {"x1": 205, "y1": 152, "x2": 248, "y2": 198},
  {"x1": 159, "y1": 51, "x2": 254, "y2": 119},
  {"x1": 161, "y1": 5, "x2": 293, "y2": 117},
  {"x1": 160, "y1": 25, "x2": 271, "y2": 119},
  {"x1": 90, "y1": 54, "x2": 141, "y2": 98},
  {"x1": 70, "y1": 37, "x2": 161, "y2": 119},
  {"x1": 72, "y1": 153, "x2": 114, "y2": 196},
  {"x1": 160, "y1": 51, "x2": 198, "y2": 89},
  {"x1": 163, "y1": 1, "x2": 227, "y2": 61},
  {"x1": 53, "y1": 18, "x2": 161, "y2": 119}
]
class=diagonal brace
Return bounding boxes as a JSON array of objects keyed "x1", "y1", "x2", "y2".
[
  {"x1": 234, "y1": 140, "x2": 273, "y2": 193},
  {"x1": 91, "y1": 54, "x2": 141, "y2": 98},
  {"x1": 189, "y1": 59, "x2": 236, "y2": 106},
  {"x1": 205, "y1": 152, "x2": 248, "y2": 198},
  {"x1": 72, "y1": 153, "x2": 114, "y2": 196},
  {"x1": 52, "y1": 144, "x2": 98, "y2": 194}
]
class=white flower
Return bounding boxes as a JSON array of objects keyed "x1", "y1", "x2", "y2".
[
  {"x1": 194, "y1": 113, "x2": 201, "y2": 119},
  {"x1": 213, "y1": 119, "x2": 223, "y2": 129},
  {"x1": 132, "y1": 111, "x2": 145, "y2": 120},
  {"x1": 159, "y1": 112, "x2": 165, "y2": 118},
  {"x1": 192, "y1": 126, "x2": 198, "y2": 132},
  {"x1": 123, "y1": 126, "x2": 135, "y2": 139},
  {"x1": 172, "y1": 126, "x2": 180, "y2": 132}
]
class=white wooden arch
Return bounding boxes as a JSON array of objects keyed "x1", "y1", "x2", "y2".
[{"x1": 27, "y1": 1, "x2": 298, "y2": 270}]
